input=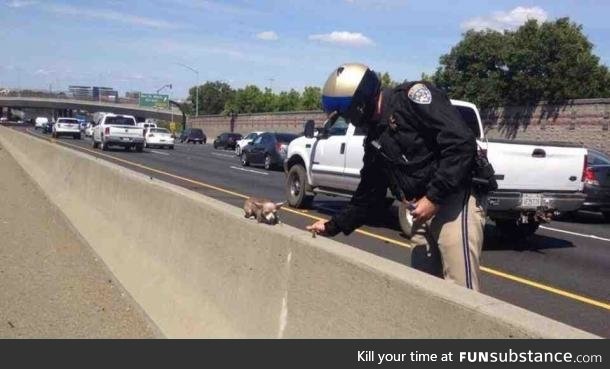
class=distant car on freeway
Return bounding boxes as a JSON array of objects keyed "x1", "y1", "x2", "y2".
[
  {"x1": 241, "y1": 132, "x2": 298, "y2": 170},
  {"x1": 0, "y1": 117, "x2": 8, "y2": 123},
  {"x1": 144, "y1": 127, "x2": 175, "y2": 150},
  {"x1": 84, "y1": 122, "x2": 94, "y2": 137},
  {"x1": 235, "y1": 131, "x2": 263, "y2": 156},
  {"x1": 92, "y1": 113, "x2": 145, "y2": 152},
  {"x1": 34, "y1": 117, "x2": 49, "y2": 130},
  {"x1": 213, "y1": 132, "x2": 242, "y2": 150},
  {"x1": 137, "y1": 121, "x2": 158, "y2": 131},
  {"x1": 580, "y1": 149, "x2": 610, "y2": 220},
  {"x1": 179, "y1": 128, "x2": 206, "y2": 144},
  {"x1": 42, "y1": 120, "x2": 54, "y2": 134},
  {"x1": 52, "y1": 117, "x2": 81, "y2": 139}
]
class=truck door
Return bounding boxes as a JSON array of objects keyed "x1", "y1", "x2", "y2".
[
  {"x1": 343, "y1": 124, "x2": 367, "y2": 192},
  {"x1": 311, "y1": 118, "x2": 349, "y2": 188}
]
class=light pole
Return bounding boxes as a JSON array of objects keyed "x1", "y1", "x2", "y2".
[
  {"x1": 156, "y1": 83, "x2": 172, "y2": 94},
  {"x1": 174, "y1": 62, "x2": 199, "y2": 117},
  {"x1": 156, "y1": 83, "x2": 174, "y2": 124}
]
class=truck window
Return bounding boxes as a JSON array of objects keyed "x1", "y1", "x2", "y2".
[
  {"x1": 328, "y1": 117, "x2": 348, "y2": 136},
  {"x1": 454, "y1": 106, "x2": 481, "y2": 138},
  {"x1": 105, "y1": 116, "x2": 136, "y2": 126},
  {"x1": 354, "y1": 125, "x2": 368, "y2": 136}
]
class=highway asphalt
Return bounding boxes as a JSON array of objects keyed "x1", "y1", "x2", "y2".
[{"x1": 18, "y1": 127, "x2": 610, "y2": 337}]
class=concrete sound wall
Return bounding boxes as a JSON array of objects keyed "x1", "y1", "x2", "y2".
[{"x1": 0, "y1": 127, "x2": 597, "y2": 338}]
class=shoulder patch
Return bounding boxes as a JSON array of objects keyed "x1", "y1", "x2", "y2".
[{"x1": 407, "y1": 83, "x2": 432, "y2": 104}]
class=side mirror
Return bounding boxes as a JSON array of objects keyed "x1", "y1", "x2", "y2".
[{"x1": 304, "y1": 120, "x2": 315, "y2": 138}]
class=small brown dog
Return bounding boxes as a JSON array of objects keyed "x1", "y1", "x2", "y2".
[{"x1": 243, "y1": 197, "x2": 285, "y2": 225}]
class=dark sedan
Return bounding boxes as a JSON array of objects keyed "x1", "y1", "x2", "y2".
[
  {"x1": 241, "y1": 132, "x2": 298, "y2": 170},
  {"x1": 42, "y1": 121, "x2": 54, "y2": 134},
  {"x1": 581, "y1": 149, "x2": 610, "y2": 220},
  {"x1": 213, "y1": 132, "x2": 242, "y2": 150},
  {"x1": 179, "y1": 128, "x2": 207, "y2": 144}
]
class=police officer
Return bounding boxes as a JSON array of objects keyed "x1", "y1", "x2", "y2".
[{"x1": 306, "y1": 63, "x2": 486, "y2": 291}]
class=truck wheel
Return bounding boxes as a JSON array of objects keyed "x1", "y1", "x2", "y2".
[
  {"x1": 135, "y1": 144, "x2": 144, "y2": 152},
  {"x1": 495, "y1": 219, "x2": 540, "y2": 240},
  {"x1": 124, "y1": 145, "x2": 131, "y2": 152},
  {"x1": 286, "y1": 164, "x2": 313, "y2": 208},
  {"x1": 92, "y1": 138, "x2": 99, "y2": 149}
]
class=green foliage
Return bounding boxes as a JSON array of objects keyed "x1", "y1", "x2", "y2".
[
  {"x1": 188, "y1": 82, "x2": 321, "y2": 115},
  {"x1": 300, "y1": 86, "x2": 322, "y2": 110},
  {"x1": 433, "y1": 17, "x2": 610, "y2": 108},
  {"x1": 275, "y1": 89, "x2": 301, "y2": 111},
  {"x1": 188, "y1": 81, "x2": 234, "y2": 115},
  {"x1": 379, "y1": 72, "x2": 398, "y2": 88}
]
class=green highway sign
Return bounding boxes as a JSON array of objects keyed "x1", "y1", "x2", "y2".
[{"x1": 139, "y1": 93, "x2": 170, "y2": 109}]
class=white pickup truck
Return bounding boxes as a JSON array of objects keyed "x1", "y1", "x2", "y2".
[
  {"x1": 92, "y1": 113, "x2": 145, "y2": 152},
  {"x1": 284, "y1": 100, "x2": 587, "y2": 239}
]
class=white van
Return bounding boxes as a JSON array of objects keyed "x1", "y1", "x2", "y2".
[{"x1": 34, "y1": 117, "x2": 49, "y2": 129}]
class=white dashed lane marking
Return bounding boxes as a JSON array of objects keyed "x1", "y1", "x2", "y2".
[
  {"x1": 229, "y1": 166, "x2": 269, "y2": 176},
  {"x1": 540, "y1": 226, "x2": 610, "y2": 243}
]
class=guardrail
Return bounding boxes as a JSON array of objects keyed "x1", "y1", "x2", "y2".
[{"x1": 0, "y1": 127, "x2": 598, "y2": 338}]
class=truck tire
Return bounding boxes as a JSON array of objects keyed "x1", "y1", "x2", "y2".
[
  {"x1": 92, "y1": 138, "x2": 99, "y2": 149},
  {"x1": 135, "y1": 144, "x2": 144, "y2": 152},
  {"x1": 286, "y1": 164, "x2": 313, "y2": 208},
  {"x1": 494, "y1": 219, "x2": 540, "y2": 240}
]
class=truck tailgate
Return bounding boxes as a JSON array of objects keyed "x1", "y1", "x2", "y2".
[
  {"x1": 487, "y1": 140, "x2": 586, "y2": 192},
  {"x1": 109, "y1": 126, "x2": 143, "y2": 138}
]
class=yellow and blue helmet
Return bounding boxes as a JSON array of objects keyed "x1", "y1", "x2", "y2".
[{"x1": 321, "y1": 63, "x2": 381, "y2": 127}]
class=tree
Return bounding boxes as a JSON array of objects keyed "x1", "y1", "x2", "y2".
[
  {"x1": 433, "y1": 17, "x2": 610, "y2": 108},
  {"x1": 300, "y1": 86, "x2": 321, "y2": 110},
  {"x1": 276, "y1": 89, "x2": 301, "y2": 111},
  {"x1": 506, "y1": 18, "x2": 610, "y2": 104},
  {"x1": 224, "y1": 85, "x2": 264, "y2": 114},
  {"x1": 379, "y1": 72, "x2": 398, "y2": 88},
  {"x1": 433, "y1": 29, "x2": 509, "y2": 109},
  {"x1": 188, "y1": 81, "x2": 234, "y2": 115}
]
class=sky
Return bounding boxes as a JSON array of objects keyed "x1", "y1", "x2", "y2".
[{"x1": 1, "y1": 0, "x2": 609, "y2": 99}]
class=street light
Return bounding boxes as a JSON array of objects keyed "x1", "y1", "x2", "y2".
[
  {"x1": 156, "y1": 84, "x2": 172, "y2": 94},
  {"x1": 174, "y1": 62, "x2": 199, "y2": 117},
  {"x1": 155, "y1": 83, "x2": 174, "y2": 125}
]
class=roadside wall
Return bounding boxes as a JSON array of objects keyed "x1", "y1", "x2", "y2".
[
  {"x1": 189, "y1": 98, "x2": 610, "y2": 154},
  {"x1": 0, "y1": 127, "x2": 597, "y2": 338}
]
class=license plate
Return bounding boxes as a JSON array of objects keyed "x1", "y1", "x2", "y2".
[
  {"x1": 121, "y1": 137, "x2": 132, "y2": 142},
  {"x1": 521, "y1": 193, "x2": 542, "y2": 208}
]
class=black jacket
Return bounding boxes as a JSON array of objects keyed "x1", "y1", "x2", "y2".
[{"x1": 326, "y1": 81, "x2": 476, "y2": 236}]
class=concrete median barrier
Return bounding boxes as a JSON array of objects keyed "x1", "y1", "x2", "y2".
[{"x1": 0, "y1": 127, "x2": 597, "y2": 338}]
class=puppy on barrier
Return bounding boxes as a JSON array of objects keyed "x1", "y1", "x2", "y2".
[{"x1": 243, "y1": 197, "x2": 285, "y2": 225}]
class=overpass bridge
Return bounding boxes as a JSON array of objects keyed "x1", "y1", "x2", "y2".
[{"x1": 0, "y1": 96, "x2": 186, "y2": 124}]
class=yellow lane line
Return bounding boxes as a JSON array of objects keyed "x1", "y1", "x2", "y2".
[
  {"x1": 481, "y1": 266, "x2": 610, "y2": 311},
  {"x1": 26, "y1": 129, "x2": 610, "y2": 312}
]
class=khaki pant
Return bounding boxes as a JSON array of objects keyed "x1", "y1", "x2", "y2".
[{"x1": 410, "y1": 190, "x2": 486, "y2": 291}]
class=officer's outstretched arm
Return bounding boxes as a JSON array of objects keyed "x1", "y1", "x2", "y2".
[
  {"x1": 406, "y1": 82, "x2": 476, "y2": 204},
  {"x1": 325, "y1": 151, "x2": 389, "y2": 236}
]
